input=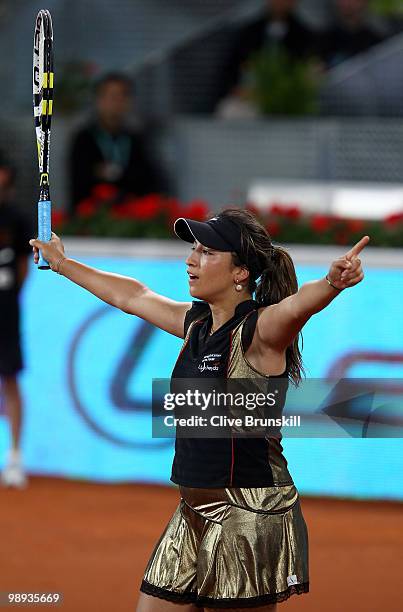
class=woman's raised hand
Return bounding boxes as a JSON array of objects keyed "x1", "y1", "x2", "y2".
[
  {"x1": 327, "y1": 235, "x2": 370, "y2": 291},
  {"x1": 29, "y1": 231, "x2": 66, "y2": 271}
]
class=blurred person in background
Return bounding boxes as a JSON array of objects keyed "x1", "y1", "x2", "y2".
[
  {"x1": 69, "y1": 72, "x2": 168, "y2": 215},
  {"x1": 0, "y1": 156, "x2": 32, "y2": 488},
  {"x1": 320, "y1": 0, "x2": 385, "y2": 69},
  {"x1": 216, "y1": 0, "x2": 321, "y2": 115}
]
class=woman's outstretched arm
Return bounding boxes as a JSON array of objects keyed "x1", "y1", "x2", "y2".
[
  {"x1": 256, "y1": 235, "x2": 370, "y2": 351},
  {"x1": 29, "y1": 232, "x2": 191, "y2": 338}
]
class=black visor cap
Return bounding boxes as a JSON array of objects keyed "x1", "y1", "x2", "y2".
[
  {"x1": 174, "y1": 215, "x2": 265, "y2": 279},
  {"x1": 174, "y1": 217, "x2": 242, "y2": 252}
]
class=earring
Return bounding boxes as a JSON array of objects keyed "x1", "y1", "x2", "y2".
[{"x1": 235, "y1": 281, "x2": 243, "y2": 292}]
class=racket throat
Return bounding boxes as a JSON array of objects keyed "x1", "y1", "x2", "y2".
[{"x1": 39, "y1": 178, "x2": 50, "y2": 201}]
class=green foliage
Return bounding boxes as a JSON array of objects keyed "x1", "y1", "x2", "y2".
[
  {"x1": 370, "y1": 0, "x2": 403, "y2": 15},
  {"x1": 245, "y1": 47, "x2": 321, "y2": 116},
  {"x1": 54, "y1": 197, "x2": 403, "y2": 247},
  {"x1": 248, "y1": 204, "x2": 403, "y2": 248}
]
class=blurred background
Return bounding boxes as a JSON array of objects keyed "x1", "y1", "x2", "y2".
[{"x1": 0, "y1": 1, "x2": 402, "y2": 611}]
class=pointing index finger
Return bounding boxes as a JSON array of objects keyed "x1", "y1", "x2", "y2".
[{"x1": 346, "y1": 235, "x2": 370, "y2": 260}]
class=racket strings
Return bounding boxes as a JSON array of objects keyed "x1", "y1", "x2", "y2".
[
  {"x1": 33, "y1": 10, "x2": 54, "y2": 179},
  {"x1": 39, "y1": 18, "x2": 54, "y2": 131}
]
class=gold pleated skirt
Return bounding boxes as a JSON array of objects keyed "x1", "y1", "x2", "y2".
[{"x1": 140, "y1": 484, "x2": 309, "y2": 609}]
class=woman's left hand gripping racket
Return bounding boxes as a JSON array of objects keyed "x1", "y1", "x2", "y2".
[{"x1": 33, "y1": 9, "x2": 54, "y2": 270}]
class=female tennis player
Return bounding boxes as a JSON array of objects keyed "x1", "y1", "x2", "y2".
[{"x1": 29, "y1": 208, "x2": 369, "y2": 611}]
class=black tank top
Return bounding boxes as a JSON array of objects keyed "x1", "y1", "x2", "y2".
[{"x1": 170, "y1": 299, "x2": 294, "y2": 488}]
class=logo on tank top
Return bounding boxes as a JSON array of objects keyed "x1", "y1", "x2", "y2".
[
  {"x1": 287, "y1": 574, "x2": 299, "y2": 586},
  {"x1": 198, "y1": 353, "x2": 222, "y2": 373}
]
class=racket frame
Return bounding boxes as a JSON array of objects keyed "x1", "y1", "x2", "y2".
[{"x1": 33, "y1": 9, "x2": 54, "y2": 270}]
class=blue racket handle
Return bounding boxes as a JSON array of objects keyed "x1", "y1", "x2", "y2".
[{"x1": 38, "y1": 199, "x2": 51, "y2": 270}]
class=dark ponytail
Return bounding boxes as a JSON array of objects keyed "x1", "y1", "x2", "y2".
[{"x1": 217, "y1": 208, "x2": 305, "y2": 387}]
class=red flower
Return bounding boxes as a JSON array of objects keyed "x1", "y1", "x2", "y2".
[
  {"x1": 347, "y1": 219, "x2": 366, "y2": 233},
  {"x1": 77, "y1": 198, "x2": 97, "y2": 218},
  {"x1": 266, "y1": 220, "x2": 280, "y2": 237},
  {"x1": 111, "y1": 194, "x2": 164, "y2": 220},
  {"x1": 52, "y1": 209, "x2": 68, "y2": 227},
  {"x1": 311, "y1": 214, "x2": 331, "y2": 232},
  {"x1": 179, "y1": 200, "x2": 209, "y2": 221},
  {"x1": 110, "y1": 206, "x2": 130, "y2": 220},
  {"x1": 133, "y1": 194, "x2": 162, "y2": 220},
  {"x1": 268, "y1": 202, "x2": 301, "y2": 218},
  {"x1": 385, "y1": 211, "x2": 403, "y2": 226},
  {"x1": 116, "y1": 199, "x2": 141, "y2": 219},
  {"x1": 270, "y1": 203, "x2": 286, "y2": 215},
  {"x1": 284, "y1": 205, "x2": 301, "y2": 220},
  {"x1": 92, "y1": 183, "x2": 119, "y2": 201},
  {"x1": 166, "y1": 198, "x2": 182, "y2": 224}
]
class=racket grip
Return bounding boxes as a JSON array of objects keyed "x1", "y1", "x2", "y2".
[{"x1": 38, "y1": 199, "x2": 51, "y2": 270}]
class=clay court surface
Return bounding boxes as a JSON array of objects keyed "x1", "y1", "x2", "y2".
[{"x1": 1, "y1": 478, "x2": 402, "y2": 612}]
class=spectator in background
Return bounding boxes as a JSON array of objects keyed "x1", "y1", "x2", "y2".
[
  {"x1": 0, "y1": 156, "x2": 32, "y2": 488},
  {"x1": 320, "y1": 0, "x2": 384, "y2": 69},
  {"x1": 217, "y1": 0, "x2": 320, "y2": 108},
  {"x1": 69, "y1": 73, "x2": 168, "y2": 215}
]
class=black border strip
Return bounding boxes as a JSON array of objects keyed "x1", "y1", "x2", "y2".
[
  {"x1": 140, "y1": 579, "x2": 309, "y2": 609},
  {"x1": 140, "y1": 580, "x2": 199, "y2": 605}
]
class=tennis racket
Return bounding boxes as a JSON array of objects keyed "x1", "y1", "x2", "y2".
[{"x1": 33, "y1": 9, "x2": 54, "y2": 270}]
